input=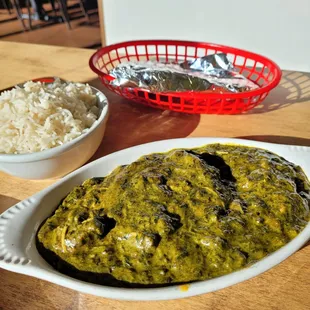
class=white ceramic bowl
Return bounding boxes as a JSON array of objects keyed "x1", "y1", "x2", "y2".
[
  {"x1": 0, "y1": 86, "x2": 109, "y2": 180},
  {"x1": 0, "y1": 138, "x2": 309, "y2": 300}
]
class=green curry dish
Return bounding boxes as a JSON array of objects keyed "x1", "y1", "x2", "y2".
[{"x1": 37, "y1": 144, "x2": 310, "y2": 286}]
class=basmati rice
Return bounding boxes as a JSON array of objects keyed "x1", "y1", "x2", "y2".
[{"x1": 0, "y1": 78, "x2": 99, "y2": 154}]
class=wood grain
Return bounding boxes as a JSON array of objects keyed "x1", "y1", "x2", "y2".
[{"x1": 0, "y1": 41, "x2": 310, "y2": 310}]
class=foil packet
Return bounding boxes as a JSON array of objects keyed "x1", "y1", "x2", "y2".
[{"x1": 109, "y1": 53, "x2": 259, "y2": 93}]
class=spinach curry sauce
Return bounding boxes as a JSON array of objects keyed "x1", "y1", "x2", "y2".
[{"x1": 37, "y1": 144, "x2": 310, "y2": 286}]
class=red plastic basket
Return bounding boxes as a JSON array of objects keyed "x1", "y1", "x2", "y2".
[{"x1": 89, "y1": 40, "x2": 282, "y2": 114}]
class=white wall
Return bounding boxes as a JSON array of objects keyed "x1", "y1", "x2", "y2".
[{"x1": 102, "y1": 0, "x2": 310, "y2": 72}]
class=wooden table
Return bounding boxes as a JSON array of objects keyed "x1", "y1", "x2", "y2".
[{"x1": 0, "y1": 41, "x2": 310, "y2": 310}]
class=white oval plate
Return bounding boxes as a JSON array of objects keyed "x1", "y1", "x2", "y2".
[{"x1": 0, "y1": 138, "x2": 310, "y2": 301}]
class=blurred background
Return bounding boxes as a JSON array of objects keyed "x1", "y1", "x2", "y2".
[
  {"x1": 1, "y1": 0, "x2": 310, "y2": 71},
  {"x1": 0, "y1": 0, "x2": 101, "y2": 48}
]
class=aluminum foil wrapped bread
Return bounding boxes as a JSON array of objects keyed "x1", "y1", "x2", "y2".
[{"x1": 109, "y1": 53, "x2": 259, "y2": 93}]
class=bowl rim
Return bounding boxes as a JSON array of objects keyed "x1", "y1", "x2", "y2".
[{"x1": 0, "y1": 79, "x2": 109, "y2": 163}]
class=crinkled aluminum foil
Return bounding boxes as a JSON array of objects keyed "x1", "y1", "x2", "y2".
[{"x1": 109, "y1": 53, "x2": 258, "y2": 93}]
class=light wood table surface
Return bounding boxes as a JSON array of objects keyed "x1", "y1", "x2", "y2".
[{"x1": 0, "y1": 41, "x2": 310, "y2": 310}]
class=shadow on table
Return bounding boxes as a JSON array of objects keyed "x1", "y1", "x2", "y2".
[
  {"x1": 299, "y1": 240, "x2": 310, "y2": 251},
  {"x1": 236, "y1": 135, "x2": 310, "y2": 147},
  {"x1": 87, "y1": 79, "x2": 201, "y2": 161},
  {"x1": 248, "y1": 71, "x2": 310, "y2": 114},
  {"x1": 0, "y1": 195, "x2": 20, "y2": 214}
]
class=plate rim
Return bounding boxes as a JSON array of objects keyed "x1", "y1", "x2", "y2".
[{"x1": 0, "y1": 137, "x2": 310, "y2": 301}]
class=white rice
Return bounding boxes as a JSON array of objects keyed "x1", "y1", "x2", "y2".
[{"x1": 0, "y1": 78, "x2": 99, "y2": 154}]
